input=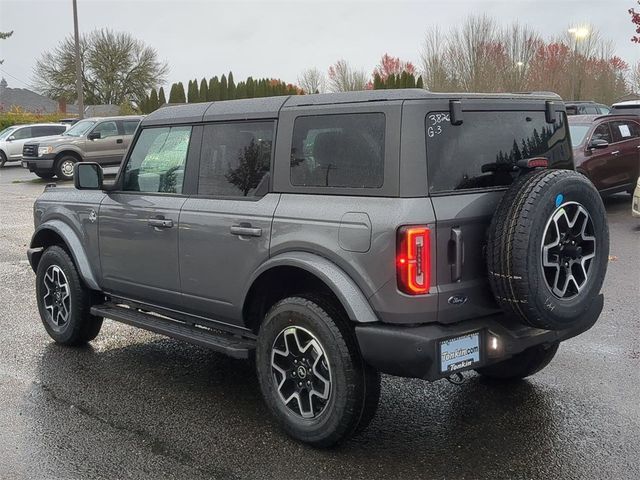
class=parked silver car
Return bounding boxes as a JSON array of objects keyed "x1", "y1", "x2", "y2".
[
  {"x1": 0, "y1": 123, "x2": 68, "y2": 167},
  {"x1": 21, "y1": 115, "x2": 142, "y2": 180}
]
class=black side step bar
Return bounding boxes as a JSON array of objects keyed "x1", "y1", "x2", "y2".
[{"x1": 90, "y1": 303, "x2": 255, "y2": 359}]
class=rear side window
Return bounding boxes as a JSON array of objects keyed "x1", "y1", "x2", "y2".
[
  {"x1": 92, "y1": 121, "x2": 119, "y2": 139},
  {"x1": 32, "y1": 125, "x2": 66, "y2": 137},
  {"x1": 123, "y1": 120, "x2": 140, "y2": 135},
  {"x1": 426, "y1": 111, "x2": 571, "y2": 193},
  {"x1": 198, "y1": 121, "x2": 274, "y2": 197},
  {"x1": 123, "y1": 126, "x2": 192, "y2": 194},
  {"x1": 610, "y1": 120, "x2": 640, "y2": 142},
  {"x1": 290, "y1": 113, "x2": 385, "y2": 188}
]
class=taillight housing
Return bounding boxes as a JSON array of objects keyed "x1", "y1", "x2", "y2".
[{"x1": 397, "y1": 226, "x2": 431, "y2": 295}]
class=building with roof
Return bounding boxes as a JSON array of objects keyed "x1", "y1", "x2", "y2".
[{"x1": 0, "y1": 78, "x2": 79, "y2": 114}]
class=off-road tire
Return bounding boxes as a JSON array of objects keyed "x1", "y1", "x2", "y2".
[
  {"x1": 36, "y1": 246, "x2": 103, "y2": 345},
  {"x1": 476, "y1": 342, "x2": 559, "y2": 380},
  {"x1": 256, "y1": 295, "x2": 381, "y2": 447},
  {"x1": 55, "y1": 155, "x2": 77, "y2": 181},
  {"x1": 487, "y1": 169, "x2": 609, "y2": 331}
]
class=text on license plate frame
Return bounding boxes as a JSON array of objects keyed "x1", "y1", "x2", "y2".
[{"x1": 439, "y1": 331, "x2": 482, "y2": 374}]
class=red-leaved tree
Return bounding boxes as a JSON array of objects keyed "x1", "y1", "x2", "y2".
[{"x1": 630, "y1": 2, "x2": 640, "y2": 42}]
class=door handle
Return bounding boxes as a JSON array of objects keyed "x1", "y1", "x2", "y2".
[
  {"x1": 611, "y1": 150, "x2": 620, "y2": 155},
  {"x1": 116, "y1": 139, "x2": 123, "y2": 144},
  {"x1": 449, "y1": 227, "x2": 463, "y2": 283},
  {"x1": 148, "y1": 217, "x2": 173, "y2": 229},
  {"x1": 230, "y1": 224, "x2": 262, "y2": 237}
]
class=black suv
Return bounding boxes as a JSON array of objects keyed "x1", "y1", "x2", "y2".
[{"x1": 27, "y1": 90, "x2": 609, "y2": 447}]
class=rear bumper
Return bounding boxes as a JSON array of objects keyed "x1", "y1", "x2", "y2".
[
  {"x1": 22, "y1": 155, "x2": 55, "y2": 172},
  {"x1": 356, "y1": 294, "x2": 603, "y2": 381}
]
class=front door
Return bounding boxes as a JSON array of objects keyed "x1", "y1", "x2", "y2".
[
  {"x1": 85, "y1": 120, "x2": 124, "y2": 165},
  {"x1": 179, "y1": 120, "x2": 277, "y2": 325},
  {"x1": 98, "y1": 125, "x2": 193, "y2": 309},
  {"x1": 6, "y1": 126, "x2": 32, "y2": 159}
]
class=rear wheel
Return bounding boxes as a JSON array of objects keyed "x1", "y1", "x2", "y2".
[
  {"x1": 256, "y1": 295, "x2": 380, "y2": 447},
  {"x1": 476, "y1": 342, "x2": 559, "y2": 381},
  {"x1": 55, "y1": 155, "x2": 77, "y2": 180},
  {"x1": 36, "y1": 246, "x2": 103, "y2": 345}
]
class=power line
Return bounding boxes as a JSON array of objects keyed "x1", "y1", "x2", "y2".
[{"x1": 0, "y1": 68, "x2": 34, "y2": 90}]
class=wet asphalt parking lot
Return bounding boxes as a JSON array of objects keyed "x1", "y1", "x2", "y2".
[{"x1": 0, "y1": 163, "x2": 639, "y2": 480}]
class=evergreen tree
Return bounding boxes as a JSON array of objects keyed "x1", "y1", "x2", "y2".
[
  {"x1": 228, "y1": 72, "x2": 236, "y2": 100},
  {"x1": 158, "y1": 87, "x2": 167, "y2": 105},
  {"x1": 176, "y1": 82, "x2": 186, "y2": 103},
  {"x1": 220, "y1": 74, "x2": 228, "y2": 100},
  {"x1": 207, "y1": 76, "x2": 218, "y2": 101},
  {"x1": 199, "y1": 78, "x2": 209, "y2": 103},
  {"x1": 187, "y1": 79, "x2": 199, "y2": 103},
  {"x1": 168, "y1": 83, "x2": 179, "y2": 103},
  {"x1": 416, "y1": 76, "x2": 424, "y2": 89},
  {"x1": 148, "y1": 88, "x2": 159, "y2": 112}
]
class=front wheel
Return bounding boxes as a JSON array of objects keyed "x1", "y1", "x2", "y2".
[
  {"x1": 0, "y1": 151, "x2": 6, "y2": 167},
  {"x1": 55, "y1": 155, "x2": 77, "y2": 180},
  {"x1": 256, "y1": 295, "x2": 380, "y2": 447},
  {"x1": 475, "y1": 342, "x2": 559, "y2": 381},
  {"x1": 36, "y1": 246, "x2": 103, "y2": 346}
]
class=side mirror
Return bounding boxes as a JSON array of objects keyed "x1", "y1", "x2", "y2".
[
  {"x1": 589, "y1": 138, "x2": 609, "y2": 150},
  {"x1": 7, "y1": 135, "x2": 15, "y2": 142},
  {"x1": 87, "y1": 131, "x2": 101, "y2": 140},
  {"x1": 74, "y1": 162, "x2": 103, "y2": 190}
]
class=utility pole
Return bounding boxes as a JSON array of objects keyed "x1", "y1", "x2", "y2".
[{"x1": 72, "y1": 0, "x2": 84, "y2": 119}]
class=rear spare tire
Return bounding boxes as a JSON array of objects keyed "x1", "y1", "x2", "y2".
[{"x1": 487, "y1": 169, "x2": 608, "y2": 331}]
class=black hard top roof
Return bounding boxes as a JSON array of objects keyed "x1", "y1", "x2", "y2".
[{"x1": 140, "y1": 88, "x2": 563, "y2": 126}]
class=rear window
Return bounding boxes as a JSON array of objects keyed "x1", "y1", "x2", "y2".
[
  {"x1": 426, "y1": 111, "x2": 572, "y2": 193},
  {"x1": 290, "y1": 113, "x2": 385, "y2": 189}
]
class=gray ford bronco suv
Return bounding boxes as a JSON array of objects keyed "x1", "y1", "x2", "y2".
[{"x1": 27, "y1": 90, "x2": 609, "y2": 447}]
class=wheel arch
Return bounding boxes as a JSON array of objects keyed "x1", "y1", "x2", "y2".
[
  {"x1": 242, "y1": 252, "x2": 379, "y2": 333},
  {"x1": 29, "y1": 220, "x2": 100, "y2": 290},
  {"x1": 54, "y1": 150, "x2": 83, "y2": 163}
]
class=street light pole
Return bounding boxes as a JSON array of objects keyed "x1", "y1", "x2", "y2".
[
  {"x1": 72, "y1": 0, "x2": 84, "y2": 119},
  {"x1": 568, "y1": 27, "x2": 589, "y2": 101}
]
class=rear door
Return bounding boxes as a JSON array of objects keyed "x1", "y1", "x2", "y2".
[
  {"x1": 609, "y1": 119, "x2": 640, "y2": 189},
  {"x1": 420, "y1": 101, "x2": 572, "y2": 324},
  {"x1": 178, "y1": 120, "x2": 278, "y2": 325},
  {"x1": 84, "y1": 120, "x2": 124, "y2": 164}
]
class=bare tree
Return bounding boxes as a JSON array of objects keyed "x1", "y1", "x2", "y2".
[
  {"x1": 33, "y1": 28, "x2": 168, "y2": 108},
  {"x1": 298, "y1": 67, "x2": 326, "y2": 94},
  {"x1": 500, "y1": 24, "x2": 541, "y2": 91},
  {"x1": 420, "y1": 27, "x2": 456, "y2": 91},
  {"x1": 327, "y1": 59, "x2": 369, "y2": 92}
]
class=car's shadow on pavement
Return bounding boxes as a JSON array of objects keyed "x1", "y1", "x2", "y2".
[{"x1": 29, "y1": 336, "x2": 573, "y2": 479}]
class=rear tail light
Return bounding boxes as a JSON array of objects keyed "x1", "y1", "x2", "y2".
[{"x1": 397, "y1": 226, "x2": 431, "y2": 295}]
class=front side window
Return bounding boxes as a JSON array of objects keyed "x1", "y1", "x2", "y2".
[
  {"x1": 123, "y1": 126, "x2": 192, "y2": 194},
  {"x1": 591, "y1": 123, "x2": 612, "y2": 144},
  {"x1": 198, "y1": 121, "x2": 274, "y2": 197},
  {"x1": 12, "y1": 127, "x2": 33, "y2": 140},
  {"x1": 290, "y1": 113, "x2": 385, "y2": 188},
  {"x1": 92, "y1": 121, "x2": 119, "y2": 139},
  {"x1": 569, "y1": 124, "x2": 590, "y2": 147},
  {"x1": 426, "y1": 111, "x2": 572, "y2": 193}
]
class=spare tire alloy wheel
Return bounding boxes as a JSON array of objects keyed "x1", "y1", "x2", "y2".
[
  {"x1": 541, "y1": 202, "x2": 596, "y2": 299},
  {"x1": 42, "y1": 265, "x2": 71, "y2": 330},
  {"x1": 271, "y1": 326, "x2": 332, "y2": 419},
  {"x1": 487, "y1": 169, "x2": 609, "y2": 331}
]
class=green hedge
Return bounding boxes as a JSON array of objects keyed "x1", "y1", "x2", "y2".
[{"x1": 0, "y1": 111, "x2": 72, "y2": 130}]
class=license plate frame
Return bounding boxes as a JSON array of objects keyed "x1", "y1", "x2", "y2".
[{"x1": 439, "y1": 331, "x2": 482, "y2": 374}]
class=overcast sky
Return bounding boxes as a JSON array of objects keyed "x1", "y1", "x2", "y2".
[{"x1": 0, "y1": 0, "x2": 638, "y2": 92}]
